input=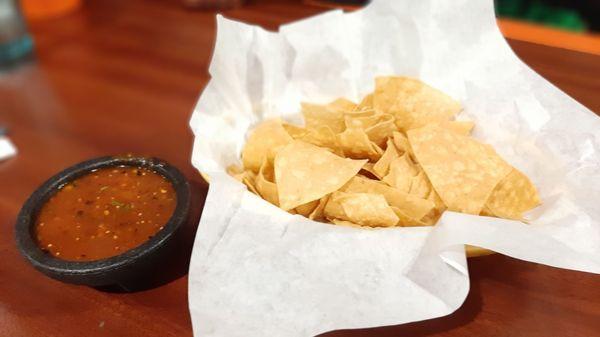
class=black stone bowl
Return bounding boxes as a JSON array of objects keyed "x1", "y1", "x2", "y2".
[{"x1": 15, "y1": 156, "x2": 191, "y2": 289}]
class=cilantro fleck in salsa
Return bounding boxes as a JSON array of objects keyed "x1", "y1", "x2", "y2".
[{"x1": 35, "y1": 166, "x2": 176, "y2": 261}]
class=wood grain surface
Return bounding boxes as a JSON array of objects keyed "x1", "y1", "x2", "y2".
[{"x1": 0, "y1": 1, "x2": 599, "y2": 336}]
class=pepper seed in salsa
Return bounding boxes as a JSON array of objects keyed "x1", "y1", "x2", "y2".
[{"x1": 35, "y1": 166, "x2": 177, "y2": 261}]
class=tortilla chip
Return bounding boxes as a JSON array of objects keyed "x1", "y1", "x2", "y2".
[
  {"x1": 360, "y1": 163, "x2": 383, "y2": 180},
  {"x1": 485, "y1": 168, "x2": 540, "y2": 220},
  {"x1": 337, "y1": 127, "x2": 383, "y2": 161},
  {"x1": 330, "y1": 219, "x2": 363, "y2": 228},
  {"x1": 242, "y1": 170, "x2": 259, "y2": 195},
  {"x1": 391, "y1": 207, "x2": 428, "y2": 227},
  {"x1": 283, "y1": 123, "x2": 309, "y2": 139},
  {"x1": 309, "y1": 195, "x2": 330, "y2": 220},
  {"x1": 255, "y1": 160, "x2": 279, "y2": 206},
  {"x1": 365, "y1": 114, "x2": 397, "y2": 147},
  {"x1": 480, "y1": 205, "x2": 494, "y2": 217},
  {"x1": 373, "y1": 139, "x2": 399, "y2": 178},
  {"x1": 345, "y1": 108, "x2": 377, "y2": 119},
  {"x1": 427, "y1": 188, "x2": 446, "y2": 211},
  {"x1": 323, "y1": 191, "x2": 347, "y2": 220},
  {"x1": 419, "y1": 211, "x2": 440, "y2": 226},
  {"x1": 392, "y1": 131, "x2": 411, "y2": 156},
  {"x1": 226, "y1": 164, "x2": 245, "y2": 181},
  {"x1": 275, "y1": 140, "x2": 367, "y2": 210},
  {"x1": 299, "y1": 125, "x2": 342, "y2": 155},
  {"x1": 409, "y1": 170, "x2": 432, "y2": 199},
  {"x1": 295, "y1": 199, "x2": 319, "y2": 217},
  {"x1": 242, "y1": 119, "x2": 293, "y2": 173},
  {"x1": 344, "y1": 111, "x2": 380, "y2": 129},
  {"x1": 356, "y1": 93, "x2": 373, "y2": 111},
  {"x1": 301, "y1": 99, "x2": 353, "y2": 133},
  {"x1": 342, "y1": 175, "x2": 435, "y2": 221},
  {"x1": 382, "y1": 154, "x2": 418, "y2": 193},
  {"x1": 343, "y1": 111, "x2": 397, "y2": 148},
  {"x1": 373, "y1": 76, "x2": 461, "y2": 131},
  {"x1": 408, "y1": 125, "x2": 512, "y2": 214},
  {"x1": 420, "y1": 189, "x2": 446, "y2": 226},
  {"x1": 329, "y1": 98, "x2": 357, "y2": 112},
  {"x1": 440, "y1": 121, "x2": 475, "y2": 136},
  {"x1": 338, "y1": 192, "x2": 399, "y2": 227}
]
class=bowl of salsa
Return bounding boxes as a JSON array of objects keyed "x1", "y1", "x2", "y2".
[{"x1": 15, "y1": 155, "x2": 190, "y2": 288}]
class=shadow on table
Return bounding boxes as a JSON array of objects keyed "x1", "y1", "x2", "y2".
[
  {"x1": 318, "y1": 254, "x2": 530, "y2": 337},
  {"x1": 96, "y1": 177, "x2": 208, "y2": 293}
]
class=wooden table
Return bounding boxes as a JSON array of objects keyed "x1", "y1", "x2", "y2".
[{"x1": 1, "y1": 1, "x2": 599, "y2": 336}]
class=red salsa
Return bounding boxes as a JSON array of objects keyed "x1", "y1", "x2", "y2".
[{"x1": 35, "y1": 167, "x2": 176, "y2": 261}]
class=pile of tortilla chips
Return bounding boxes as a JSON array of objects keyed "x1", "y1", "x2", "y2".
[{"x1": 228, "y1": 76, "x2": 540, "y2": 228}]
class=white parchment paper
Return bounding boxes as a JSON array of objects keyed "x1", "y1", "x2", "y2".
[{"x1": 188, "y1": 0, "x2": 600, "y2": 336}]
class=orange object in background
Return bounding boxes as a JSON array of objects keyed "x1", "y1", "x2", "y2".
[
  {"x1": 498, "y1": 18, "x2": 600, "y2": 56},
  {"x1": 21, "y1": 0, "x2": 81, "y2": 20}
]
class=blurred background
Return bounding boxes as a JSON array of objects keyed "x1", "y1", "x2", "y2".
[
  {"x1": 0, "y1": 0, "x2": 597, "y2": 163},
  {"x1": 0, "y1": 0, "x2": 595, "y2": 159},
  {"x1": 1, "y1": 0, "x2": 599, "y2": 71}
]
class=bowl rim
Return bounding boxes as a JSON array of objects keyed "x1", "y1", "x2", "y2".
[{"x1": 15, "y1": 155, "x2": 191, "y2": 277}]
